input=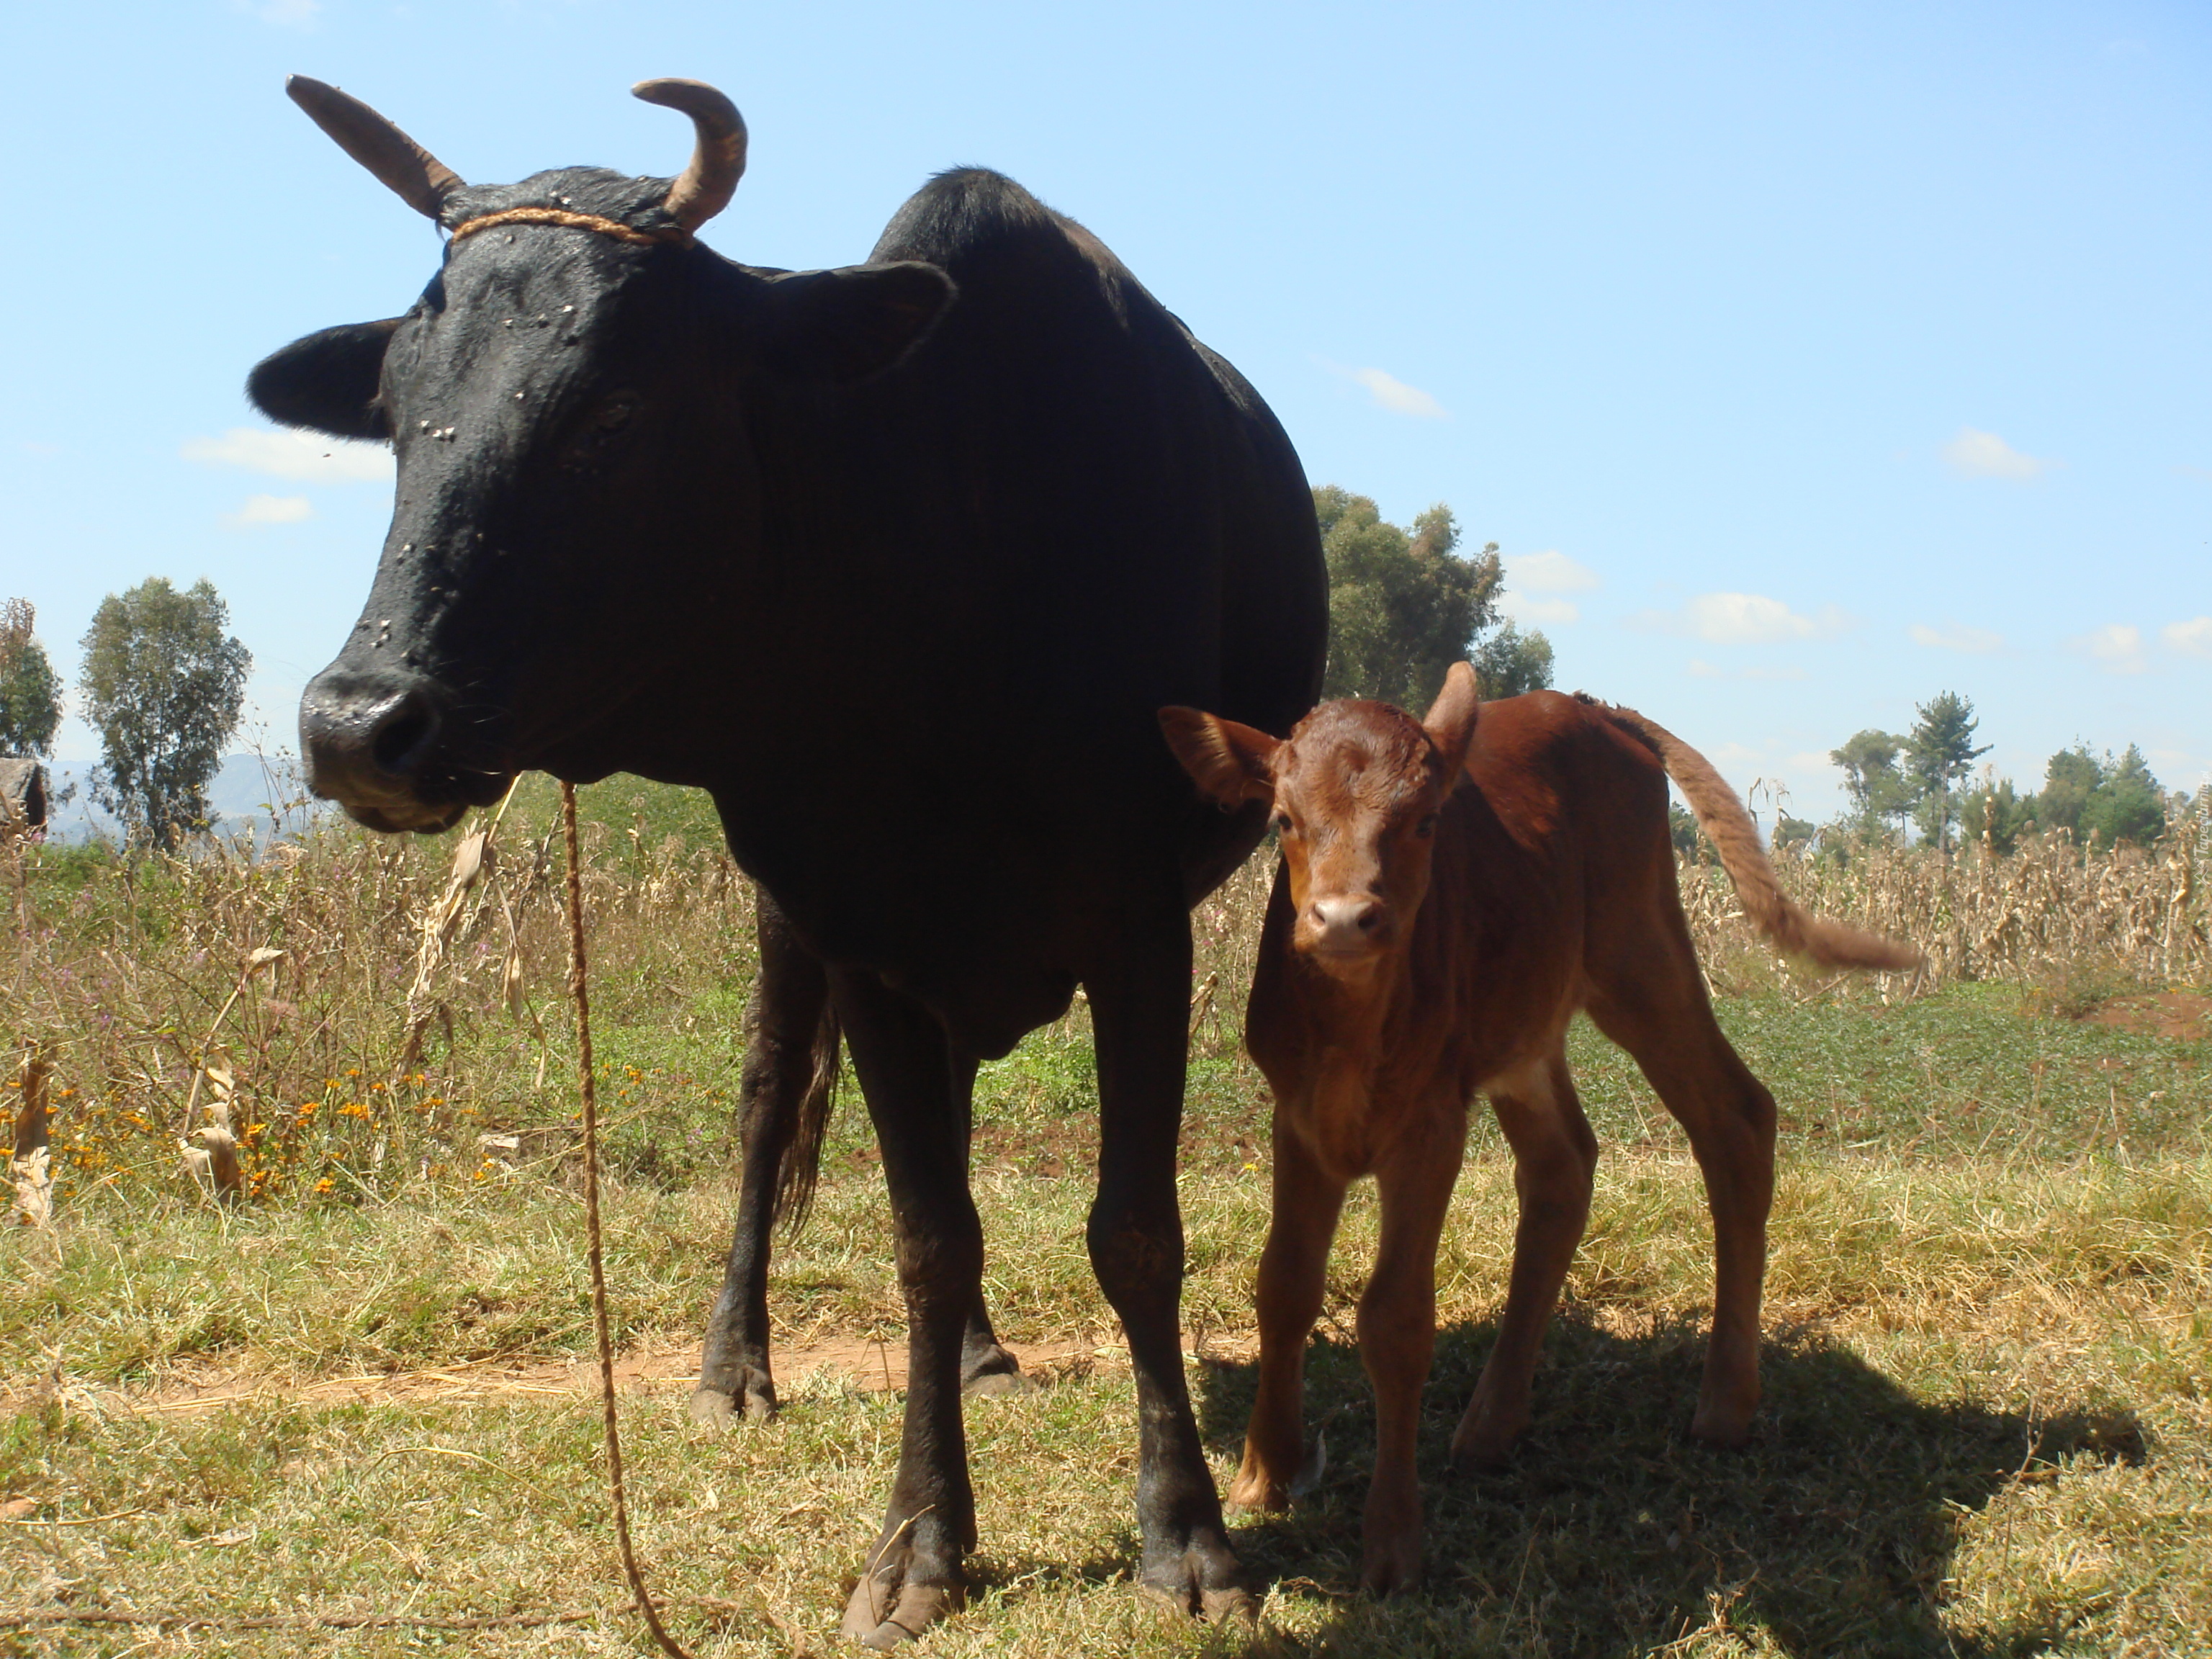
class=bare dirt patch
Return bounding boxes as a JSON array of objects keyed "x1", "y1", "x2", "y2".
[
  {"x1": 6, "y1": 1331, "x2": 1265, "y2": 1416},
  {"x1": 2088, "y1": 989, "x2": 2212, "y2": 1042}
]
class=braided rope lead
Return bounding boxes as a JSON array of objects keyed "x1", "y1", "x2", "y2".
[{"x1": 563, "y1": 782, "x2": 694, "y2": 1659}]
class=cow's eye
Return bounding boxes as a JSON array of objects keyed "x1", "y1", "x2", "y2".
[
  {"x1": 595, "y1": 392, "x2": 640, "y2": 430},
  {"x1": 1414, "y1": 814, "x2": 1439, "y2": 838},
  {"x1": 1272, "y1": 813, "x2": 1294, "y2": 837}
]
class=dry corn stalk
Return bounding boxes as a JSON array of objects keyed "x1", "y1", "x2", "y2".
[{"x1": 11, "y1": 1047, "x2": 53, "y2": 1230}]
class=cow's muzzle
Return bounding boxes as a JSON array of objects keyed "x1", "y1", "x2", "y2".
[{"x1": 300, "y1": 669, "x2": 500, "y2": 834}]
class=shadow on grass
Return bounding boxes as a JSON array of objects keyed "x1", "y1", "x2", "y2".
[{"x1": 1146, "y1": 1313, "x2": 2146, "y2": 1657}]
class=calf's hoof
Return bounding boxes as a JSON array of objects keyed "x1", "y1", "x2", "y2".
[
  {"x1": 1359, "y1": 1483, "x2": 1424, "y2": 1596},
  {"x1": 687, "y1": 1365, "x2": 776, "y2": 1426},
  {"x1": 1689, "y1": 1399, "x2": 1755, "y2": 1449}
]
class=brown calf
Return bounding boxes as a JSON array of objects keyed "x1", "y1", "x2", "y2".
[{"x1": 1161, "y1": 665, "x2": 1915, "y2": 1593}]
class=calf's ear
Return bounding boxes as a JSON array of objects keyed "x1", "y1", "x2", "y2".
[
  {"x1": 755, "y1": 262, "x2": 956, "y2": 383},
  {"x1": 247, "y1": 319, "x2": 403, "y2": 441},
  {"x1": 1159, "y1": 707, "x2": 1280, "y2": 809},
  {"x1": 1421, "y1": 661, "x2": 1481, "y2": 778}
]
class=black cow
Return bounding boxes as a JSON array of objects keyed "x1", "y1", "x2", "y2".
[{"x1": 255, "y1": 78, "x2": 1326, "y2": 1646}]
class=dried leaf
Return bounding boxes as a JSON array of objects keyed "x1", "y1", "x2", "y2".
[
  {"x1": 188, "y1": 1125, "x2": 243, "y2": 1202},
  {"x1": 246, "y1": 945, "x2": 287, "y2": 970},
  {"x1": 448, "y1": 829, "x2": 490, "y2": 891}
]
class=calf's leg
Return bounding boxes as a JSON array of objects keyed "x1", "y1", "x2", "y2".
[
  {"x1": 1450, "y1": 1052, "x2": 1598, "y2": 1470},
  {"x1": 832, "y1": 968, "x2": 984, "y2": 1650},
  {"x1": 1357, "y1": 1100, "x2": 1469, "y2": 1594},
  {"x1": 1085, "y1": 913, "x2": 1251, "y2": 1622},
  {"x1": 1229, "y1": 1116, "x2": 1346, "y2": 1512},
  {"x1": 1588, "y1": 958, "x2": 1776, "y2": 1447}
]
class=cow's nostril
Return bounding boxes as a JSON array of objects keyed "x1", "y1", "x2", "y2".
[{"x1": 371, "y1": 690, "x2": 442, "y2": 775}]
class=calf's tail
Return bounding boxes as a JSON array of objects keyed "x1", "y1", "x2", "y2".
[{"x1": 1604, "y1": 706, "x2": 1921, "y2": 973}]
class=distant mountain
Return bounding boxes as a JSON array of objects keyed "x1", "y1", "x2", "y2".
[{"x1": 35, "y1": 754, "x2": 327, "y2": 845}]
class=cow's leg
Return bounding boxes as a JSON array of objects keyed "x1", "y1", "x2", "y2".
[
  {"x1": 1588, "y1": 959, "x2": 1776, "y2": 1447},
  {"x1": 832, "y1": 968, "x2": 982, "y2": 1650},
  {"x1": 1357, "y1": 1098, "x2": 1468, "y2": 1595},
  {"x1": 946, "y1": 1051, "x2": 1025, "y2": 1396},
  {"x1": 1084, "y1": 914, "x2": 1251, "y2": 1622},
  {"x1": 1450, "y1": 1051, "x2": 1598, "y2": 1470},
  {"x1": 692, "y1": 894, "x2": 830, "y2": 1425},
  {"x1": 1228, "y1": 1114, "x2": 1346, "y2": 1512}
]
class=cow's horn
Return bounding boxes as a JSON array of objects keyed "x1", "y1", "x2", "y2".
[
  {"x1": 632, "y1": 78, "x2": 746, "y2": 231},
  {"x1": 286, "y1": 76, "x2": 463, "y2": 220}
]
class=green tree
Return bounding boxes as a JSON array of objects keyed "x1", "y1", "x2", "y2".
[
  {"x1": 0, "y1": 598, "x2": 63, "y2": 758},
  {"x1": 78, "y1": 577, "x2": 251, "y2": 848},
  {"x1": 1829, "y1": 728, "x2": 1912, "y2": 839},
  {"x1": 2082, "y1": 745, "x2": 2167, "y2": 848},
  {"x1": 1772, "y1": 814, "x2": 1818, "y2": 855},
  {"x1": 1315, "y1": 487, "x2": 1550, "y2": 709},
  {"x1": 2037, "y1": 745, "x2": 2101, "y2": 838},
  {"x1": 1959, "y1": 772, "x2": 2035, "y2": 855},
  {"x1": 2033, "y1": 743, "x2": 2168, "y2": 849},
  {"x1": 1905, "y1": 691, "x2": 1992, "y2": 854},
  {"x1": 1471, "y1": 618, "x2": 1555, "y2": 698}
]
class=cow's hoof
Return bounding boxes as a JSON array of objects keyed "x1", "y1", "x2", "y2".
[
  {"x1": 959, "y1": 1342, "x2": 1029, "y2": 1397},
  {"x1": 1136, "y1": 1534, "x2": 1254, "y2": 1624},
  {"x1": 840, "y1": 1574, "x2": 963, "y2": 1649},
  {"x1": 688, "y1": 1367, "x2": 776, "y2": 1426}
]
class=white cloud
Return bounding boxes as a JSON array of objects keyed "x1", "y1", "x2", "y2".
[
  {"x1": 1349, "y1": 367, "x2": 1447, "y2": 419},
  {"x1": 1505, "y1": 549, "x2": 1600, "y2": 593},
  {"x1": 225, "y1": 494, "x2": 314, "y2": 528},
  {"x1": 183, "y1": 427, "x2": 392, "y2": 484},
  {"x1": 1635, "y1": 592, "x2": 1848, "y2": 644},
  {"x1": 2164, "y1": 616, "x2": 2212, "y2": 659},
  {"x1": 1909, "y1": 622, "x2": 2005, "y2": 654},
  {"x1": 233, "y1": 0, "x2": 323, "y2": 25},
  {"x1": 1941, "y1": 426, "x2": 2056, "y2": 481},
  {"x1": 1503, "y1": 595, "x2": 1581, "y2": 624},
  {"x1": 2073, "y1": 622, "x2": 2149, "y2": 674}
]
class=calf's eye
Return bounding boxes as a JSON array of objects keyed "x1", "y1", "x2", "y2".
[
  {"x1": 1414, "y1": 814, "x2": 1439, "y2": 838},
  {"x1": 1272, "y1": 813, "x2": 1294, "y2": 837}
]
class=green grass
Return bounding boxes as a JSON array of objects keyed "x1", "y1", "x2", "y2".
[{"x1": 8, "y1": 819, "x2": 2212, "y2": 1654}]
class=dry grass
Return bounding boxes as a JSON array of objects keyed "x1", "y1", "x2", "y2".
[
  {"x1": 5, "y1": 788, "x2": 2211, "y2": 1654},
  {"x1": 1680, "y1": 814, "x2": 2212, "y2": 997}
]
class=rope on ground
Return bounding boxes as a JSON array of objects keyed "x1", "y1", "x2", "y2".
[
  {"x1": 562, "y1": 779, "x2": 696, "y2": 1659},
  {"x1": 0, "y1": 1598, "x2": 752, "y2": 1635}
]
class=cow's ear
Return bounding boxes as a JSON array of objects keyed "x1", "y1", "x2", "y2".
[
  {"x1": 247, "y1": 319, "x2": 402, "y2": 441},
  {"x1": 1159, "y1": 707, "x2": 1280, "y2": 809},
  {"x1": 755, "y1": 262, "x2": 956, "y2": 384},
  {"x1": 1421, "y1": 662, "x2": 1481, "y2": 778}
]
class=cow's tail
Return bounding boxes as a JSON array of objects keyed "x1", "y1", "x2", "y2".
[
  {"x1": 772, "y1": 1004, "x2": 842, "y2": 1234},
  {"x1": 1605, "y1": 706, "x2": 1921, "y2": 973}
]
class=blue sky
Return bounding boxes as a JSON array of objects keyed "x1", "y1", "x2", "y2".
[{"x1": 4, "y1": 1, "x2": 2206, "y2": 823}]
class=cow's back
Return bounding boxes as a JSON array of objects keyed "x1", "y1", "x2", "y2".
[{"x1": 719, "y1": 171, "x2": 1324, "y2": 1052}]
